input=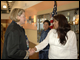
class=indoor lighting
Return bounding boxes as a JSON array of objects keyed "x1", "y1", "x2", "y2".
[
  {"x1": 34, "y1": 15, "x2": 36, "y2": 23},
  {"x1": 8, "y1": 1, "x2": 12, "y2": 2},
  {"x1": 75, "y1": 18, "x2": 79, "y2": 25},
  {"x1": 3, "y1": 5, "x2": 7, "y2": 8}
]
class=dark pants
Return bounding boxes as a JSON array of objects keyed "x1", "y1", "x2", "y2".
[{"x1": 39, "y1": 51, "x2": 49, "y2": 59}]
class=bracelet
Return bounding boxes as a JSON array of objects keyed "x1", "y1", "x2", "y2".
[
  {"x1": 26, "y1": 50, "x2": 30, "y2": 57},
  {"x1": 24, "y1": 50, "x2": 29, "y2": 59}
]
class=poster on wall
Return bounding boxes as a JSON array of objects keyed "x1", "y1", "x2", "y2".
[{"x1": 27, "y1": 16, "x2": 33, "y2": 24}]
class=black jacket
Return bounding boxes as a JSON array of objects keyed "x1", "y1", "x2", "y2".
[{"x1": 2, "y1": 21, "x2": 27, "y2": 59}]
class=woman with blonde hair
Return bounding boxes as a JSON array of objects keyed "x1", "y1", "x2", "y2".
[{"x1": 2, "y1": 8, "x2": 33, "y2": 59}]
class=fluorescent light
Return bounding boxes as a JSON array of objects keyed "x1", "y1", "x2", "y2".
[
  {"x1": 8, "y1": 1, "x2": 12, "y2": 2},
  {"x1": 3, "y1": 5, "x2": 7, "y2": 8}
]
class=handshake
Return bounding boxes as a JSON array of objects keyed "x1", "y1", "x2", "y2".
[{"x1": 28, "y1": 47, "x2": 37, "y2": 56}]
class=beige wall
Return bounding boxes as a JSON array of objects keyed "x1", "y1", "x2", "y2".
[
  {"x1": 25, "y1": 29, "x2": 39, "y2": 45},
  {"x1": 37, "y1": 1, "x2": 79, "y2": 15},
  {"x1": 1, "y1": 14, "x2": 9, "y2": 19},
  {"x1": 10, "y1": 1, "x2": 42, "y2": 13}
]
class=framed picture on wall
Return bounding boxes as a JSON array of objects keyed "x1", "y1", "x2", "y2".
[{"x1": 27, "y1": 16, "x2": 34, "y2": 24}]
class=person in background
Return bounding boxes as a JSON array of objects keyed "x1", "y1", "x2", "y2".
[
  {"x1": 2, "y1": 8, "x2": 33, "y2": 59},
  {"x1": 29, "y1": 14, "x2": 77, "y2": 59},
  {"x1": 39, "y1": 20, "x2": 51, "y2": 59}
]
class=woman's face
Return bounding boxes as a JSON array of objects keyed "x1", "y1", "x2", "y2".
[
  {"x1": 18, "y1": 12, "x2": 26, "y2": 25},
  {"x1": 53, "y1": 19, "x2": 59, "y2": 29},
  {"x1": 43, "y1": 22, "x2": 49, "y2": 30}
]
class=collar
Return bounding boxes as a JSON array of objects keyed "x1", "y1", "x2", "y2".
[
  {"x1": 43, "y1": 28, "x2": 51, "y2": 32},
  {"x1": 12, "y1": 21, "x2": 22, "y2": 27},
  {"x1": 12, "y1": 21, "x2": 24, "y2": 32}
]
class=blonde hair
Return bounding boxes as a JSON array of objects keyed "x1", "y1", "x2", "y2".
[{"x1": 10, "y1": 8, "x2": 25, "y2": 22}]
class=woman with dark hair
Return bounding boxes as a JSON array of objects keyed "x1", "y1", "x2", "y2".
[{"x1": 29, "y1": 14, "x2": 77, "y2": 59}]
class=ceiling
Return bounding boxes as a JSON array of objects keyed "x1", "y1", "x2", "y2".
[
  {"x1": 1, "y1": 1, "x2": 42, "y2": 14},
  {"x1": 1, "y1": 1, "x2": 15, "y2": 13},
  {"x1": 10, "y1": 1, "x2": 42, "y2": 11}
]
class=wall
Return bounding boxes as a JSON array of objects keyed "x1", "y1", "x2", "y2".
[
  {"x1": 21, "y1": 21, "x2": 37, "y2": 30},
  {"x1": 25, "y1": 29, "x2": 38, "y2": 45},
  {"x1": 37, "y1": 1, "x2": 79, "y2": 15},
  {"x1": 10, "y1": 1, "x2": 42, "y2": 13},
  {"x1": 1, "y1": 14, "x2": 10, "y2": 19}
]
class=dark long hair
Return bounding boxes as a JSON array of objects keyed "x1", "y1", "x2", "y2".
[{"x1": 53, "y1": 14, "x2": 71, "y2": 45}]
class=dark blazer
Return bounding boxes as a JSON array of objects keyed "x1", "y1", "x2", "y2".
[{"x1": 2, "y1": 21, "x2": 27, "y2": 59}]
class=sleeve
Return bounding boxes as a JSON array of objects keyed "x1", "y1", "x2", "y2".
[
  {"x1": 7, "y1": 30, "x2": 27, "y2": 59},
  {"x1": 70, "y1": 32, "x2": 78, "y2": 59},
  {"x1": 35, "y1": 29, "x2": 52, "y2": 52},
  {"x1": 41, "y1": 31, "x2": 50, "y2": 51}
]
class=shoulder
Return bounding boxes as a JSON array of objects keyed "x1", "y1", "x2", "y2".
[
  {"x1": 41, "y1": 30, "x2": 44, "y2": 34},
  {"x1": 41, "y1": 30, "x2": 44, "y2": 33},
  {"x1": 9, "y1": 26, "x2": 19, "y2": 33},
  {"x1": 67, "y1": 30, "x2": 75, "y2": 35},
  {"x1": 48, "y1": 29, "x2": 56, "y2": 34},
  {"x1": 49, "y1": 29, "x2": 56, "y2": 33},
  {"x1": 7, "y1": 29, "x2": 19, "y2": 37},
  {"x1": 5, "y1": 22, "x2": 21, "y2": 37},
  {"x1": 6, "y1": 26, "x2": 19, "y2": 35},
  {"x1": 67, "y1": 30, "x2": 76, "y2": 37}
]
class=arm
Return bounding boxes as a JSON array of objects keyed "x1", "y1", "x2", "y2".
[
  {"x1": 7, "y1": 30, "x2": 28, "y2": 59},
  {"x1": 34, "y1": 29, "x2": 51, "y2": 52},
  {"x1": 28, "y1": 30, "x2": 51, "y2": 55}
]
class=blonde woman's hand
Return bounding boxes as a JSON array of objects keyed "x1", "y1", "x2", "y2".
[{"x1": 28, "y1": 48, "x2": 35, "y2": 56}]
